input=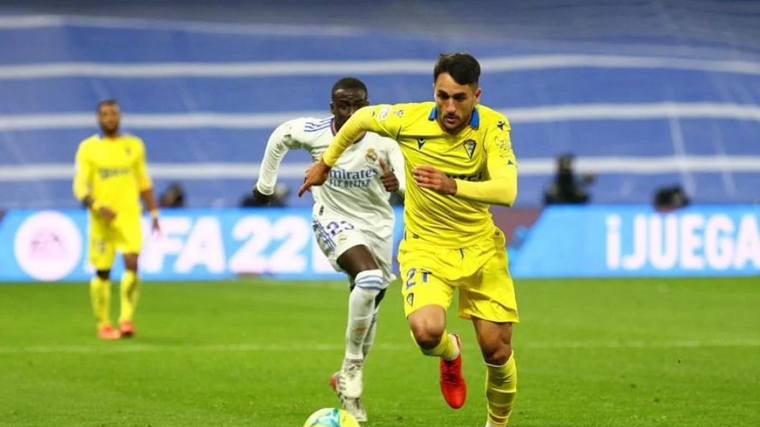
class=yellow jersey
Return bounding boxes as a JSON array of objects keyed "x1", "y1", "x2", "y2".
[
  {"x1": 72, "y1": 134, "x2": 153, "y2": 216},
  {"x1": 322, "y1": 102, "x2": 518, "y2": 248}
]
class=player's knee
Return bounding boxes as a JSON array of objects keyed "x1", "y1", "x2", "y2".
[
  {"x1": 409, "y1": 319, "x2": 445, "y2": 350},
  {"x1": 123, "y1": 255, "x2": 138, "y2": 272},
  {"x1": 482, "y1": 342, "x2": 513, "y2": 366},
  {"x1": 96, "y1": 270, "x2": 111, "y2": 281},
  {"x1": 338, "y1": 246, "x2": 379, "y2": 278}
]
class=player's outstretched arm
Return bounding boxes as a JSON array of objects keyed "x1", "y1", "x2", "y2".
[
  {"x1": 254, "y1": 121, "x2": 301, "y2": 205},
  {"x1": 321, "y1": 106, "x2": 392, "y2": 167},
  {"x1": 299, "y1": 105, "x2": 404, "y2": 197}
]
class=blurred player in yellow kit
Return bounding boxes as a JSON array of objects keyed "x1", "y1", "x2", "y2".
[
  {"x1": 300, "y1": 53, "x2": 519, "y2": 427},
  {"x1": 72, "y1": 100, "x2": 160, "y2": 340}
]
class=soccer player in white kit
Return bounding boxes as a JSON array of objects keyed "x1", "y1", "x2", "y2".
[{"x1": 252, "y1": 77, "x2": 405, "y2": 422}]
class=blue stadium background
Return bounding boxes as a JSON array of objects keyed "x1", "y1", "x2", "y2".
[{"x1": 1, "y1": 0, "x2": 759, "y2": 209}]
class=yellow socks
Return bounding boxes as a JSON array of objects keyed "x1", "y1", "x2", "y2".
[
  {"x1": 91, "y1": 270, "x2": 140, "y2": 329},
  {"x1": 419, "y1": 331, "x2": 460, "y2": 361},
  {"x1": 89, "y1": 276, "x2": 111, "y2": 329},
  {"x1": 118, "y1": 270, "x2": 140, "y2": 323},
  {"x1": 486, "y1": 354, "x2": 518, "y2": 427}
]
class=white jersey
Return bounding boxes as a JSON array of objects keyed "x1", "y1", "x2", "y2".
[{"x1": 255, "y1": 116, "x2": 405, "y2": 229}]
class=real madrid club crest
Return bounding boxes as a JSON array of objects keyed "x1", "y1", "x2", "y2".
[
  {"x1": 365, "y1": 147, "x2": 378, "y2": 163},
  {"x1": 463, "y1": 139, "x2": 477, "y2": 160}
]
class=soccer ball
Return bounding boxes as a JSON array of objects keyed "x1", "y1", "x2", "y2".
[{"x1": 302, "y1": 408, "x2": 360, "y2": 427}]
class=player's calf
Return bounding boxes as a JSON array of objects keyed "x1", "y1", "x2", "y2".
[
  {"x1": 361, "y1": 307, "x2": 380, "y2": 361},
  {"x1": 473, "y1": 319, "x2": 517, "y2": 426},
  {"x1": 90, "y1": 270, "x2": 113, "y2": 335},
  {"x1": 119, "y1": 254, "x2": 140, "y2": 335},
  {"x1": 345, "y1": 274, "x2": 383, "y2": 359},
  {"x1": 338, "y1": 245, "x2": 385, "y2": 362},
  {"x1": 339, "y1": 269, "x2": 383, "y2": 403}
]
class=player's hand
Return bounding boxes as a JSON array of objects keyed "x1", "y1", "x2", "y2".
[
  {"x1": 151, "y1": 218, "x2": 161, "y2": 235},
  {"x1": 298, "y1": 160, "x2": 330, "y2": 197},
  {"x1": 99, "y1": 206, "x2": 117, "y2": 223},
  {"x1": 413, "y1": 165, "x2": 457, "y2": 196},
  {"x1": 252, "y1": 186, "x2": 272, "y2": 206},
  {"x1": 378, "y1": 158, "x2": 399, "y2": 192}
]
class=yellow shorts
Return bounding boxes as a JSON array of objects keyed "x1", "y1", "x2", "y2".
[
  {"x1": 399, "y1": 227, "x2": 519, "y2": 323},
  {"x1": 88, "y1": 213, "x2": 143, "y2": 270}
]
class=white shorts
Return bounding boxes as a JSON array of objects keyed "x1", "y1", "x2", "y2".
[{"x1": 312, "y1": 216, "x2": 396, "y2": 287}]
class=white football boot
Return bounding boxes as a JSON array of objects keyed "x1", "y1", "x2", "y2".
[{"x1": 330, "y1": 359, "x2": 367, "y2": 422}]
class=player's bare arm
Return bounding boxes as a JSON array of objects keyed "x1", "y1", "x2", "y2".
[
  {"x1": 378, "y1": 158, "x2": 399, "y2": 192},
  {"x1": 299, "y1": 159, "x2": 330, "y2": 196},
  {"x1": 140, "y1": 188, "x2": 161, "y2": 233}
]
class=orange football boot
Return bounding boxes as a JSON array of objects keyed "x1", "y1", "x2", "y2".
[
  {"x1": 97, "y1": 325, "x2": 121, "y2": 340},
  {"x1": 440, "y1": 333, "x2": 467, "y2": 409},
  {"x1": 119, "y1": 321, "x2": 135, "y2": 338}
]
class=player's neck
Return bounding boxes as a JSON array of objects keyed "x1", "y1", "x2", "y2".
[{"x1": 101, "y1": 131, "x2": 120, "y2": 140}]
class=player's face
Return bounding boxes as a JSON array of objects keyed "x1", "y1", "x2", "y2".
[
  {"x1": 330, "y1": 88, "x2": 369, "y2": 131},
  {"x1": 98, "y1": 104, "x2": 121, "y2": 135},
  {"x1": 434, "y1": 73, "x2": 481, "y2": 134}
]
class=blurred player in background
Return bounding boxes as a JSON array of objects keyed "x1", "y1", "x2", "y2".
[
  {"x1": 72, "y1": 100, "x2": 160, "y2": 340},
  {"x1": 300, "y1": 54, "x2": 519, "y2": 427},
  {"x1": 253, "y1": 77, "x2": 405, "y2": 422}
]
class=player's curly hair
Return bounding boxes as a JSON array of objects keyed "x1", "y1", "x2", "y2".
[
  {"x1": 434, "y1": 53, "x2": 480, "y2": 86},
  {"x1": 331, "y1": 77, "x2": 368, "y2": 98}
]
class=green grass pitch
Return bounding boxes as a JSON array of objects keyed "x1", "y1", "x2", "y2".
[{"x1": 1, "y1": 277, "x2": 759, "y2": 426}]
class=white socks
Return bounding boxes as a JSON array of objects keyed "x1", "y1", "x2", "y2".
[
  {"x1": 345, "y1": 269, "x2": 383, "y2": 361},
  {"x1": 362, "y1": 308, "x2": 380, "y2": 360}
]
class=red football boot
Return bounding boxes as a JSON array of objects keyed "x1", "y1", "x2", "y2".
[
  {"x1": 119, "y1": 321, "x2": 135, "y2": 338},
  {"x1": 97, "y1": 325, "x2": 121, "y2": 340},
  {"x1": 440, "y1": 333, "x2": 466, "y2": 409}
]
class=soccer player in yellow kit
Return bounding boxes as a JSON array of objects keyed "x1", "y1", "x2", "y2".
[
  {"x1": 73, "y1": 100, "x2": 160, "y2": 340},
  {"x1": 299, "y1": 53, "x2": 519, "y2": 427}
]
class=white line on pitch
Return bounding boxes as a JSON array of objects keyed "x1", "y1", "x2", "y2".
[{"x1": 1, "y1": 339, "x2": 758, "y2": 355}]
